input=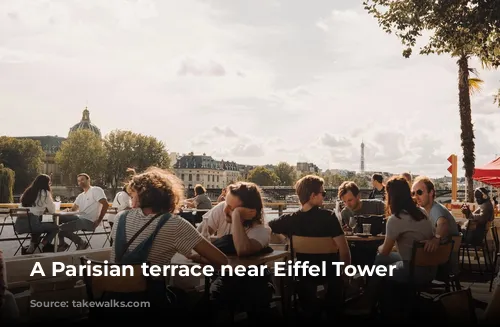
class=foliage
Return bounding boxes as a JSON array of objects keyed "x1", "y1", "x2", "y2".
[
  {"x1": 247, "y1": 166, "x2": 280, "y2": 186},
  {"x1": 274, "y1": 162, "x2": 296, "y2": 186},
  {"x1": 104, "y1": 130, "x2": 170, "y2": 193},
  {"x1": 0, "y1": 164, "x2": 15, "y2": 203},
  {"x1": 363, "y1": 0, "x2": 500, "y2": 202},
  {"x1": 363, "y1": 0, "x2": 500, "y2": 63},
  {"x1": 0, "y1": 136, "x2": 44, "y2": 194},
  {"x1": 55, "y1": 130, "x2": 107, "y2": 186}
]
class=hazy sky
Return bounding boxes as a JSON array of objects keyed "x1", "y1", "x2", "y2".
[{"x1": 1, "y1": 0, "x2": 499, "y2": 178}]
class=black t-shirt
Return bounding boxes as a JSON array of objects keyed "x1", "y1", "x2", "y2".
[{"x1": 268, "y1": 206, "x2": 344, "y2": 278}]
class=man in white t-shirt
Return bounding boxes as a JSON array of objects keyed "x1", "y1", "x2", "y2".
[{"x1": 57, "y1": 173, "x2": 109, "y2": 251}]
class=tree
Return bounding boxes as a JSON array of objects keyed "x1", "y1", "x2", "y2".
[
  {"x1": 247, "y1": 166, "x2": 280, "y2": 186},
  {"x1": 55, "y1": 130, "x2": 107, "y2": 186},
  {"x1": 0, "y1": 164, "x2": 15, "y2": 203},
  {"x1": 104, "y1": 130, "x2": 171, "y2": 194},
  {"x1": 0, "y1": 136, "x2": 44, "y2": 194},
  {"x1": 132, "y1": 134, "x2": 170, "y2": 172},
  {"x1": 274, "y1": 162, "x2": 296, "y2": 186},
  {"x1": 363, "y1": 0, "x2": 500, "y2": 202}
]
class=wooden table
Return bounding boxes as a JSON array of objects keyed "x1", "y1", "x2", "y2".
[{"x1": 346, "y1": 234, "x2": 385, "y2": 242}]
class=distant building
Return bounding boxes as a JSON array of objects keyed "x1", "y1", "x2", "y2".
[
  {"x1": 296, "y1": 162, "x2": 320, "y2": 174},
  {"x1": 173, "y1": 154, "x2": 241, "y2": 189},
  {"x1": 14, "y1": 107, "x2": 102, "y2": 185}
]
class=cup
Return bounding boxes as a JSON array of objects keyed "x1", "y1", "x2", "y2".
[
  {"x1": 362, "y1": 224, "x2": 371, "y2": 235},
  {"x1": 54, "y1": 202, "x2": 61, "y2": 212}
]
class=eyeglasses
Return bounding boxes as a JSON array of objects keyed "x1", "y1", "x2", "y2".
[{"x1": 411, "y1": 189, "x2": 424, "y2": 196}]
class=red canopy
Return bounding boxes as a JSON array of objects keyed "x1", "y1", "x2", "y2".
[{"x1": 473, "y1": 157, "x2": 500, "y2": 187}]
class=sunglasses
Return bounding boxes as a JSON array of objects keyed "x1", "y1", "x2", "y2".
[{"x1": 411, "y1": 189, "x2": 424, "y2": 196}]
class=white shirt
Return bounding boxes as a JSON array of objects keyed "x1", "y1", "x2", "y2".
[
  {"x1": 74, "y1": 186, "x2": 107, "y2": 222},
  {"x1": 20, "y1": 190, "x2": 56, "y2": 216},
  {"x1": 202, "y1": 201, "x2": 271, "y2": 247},
  {"x1": 105, "y1": 191, "x2": 131, "y2": 223}
]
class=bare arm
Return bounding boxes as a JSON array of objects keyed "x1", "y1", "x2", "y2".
[
  {"x1": 435, "y1": 217, "x2": 449, "y2": 237},
  {"x1": 231, "y1": 209, "x2": 263, "y2": 256},
  {"x1": 333, "y1": 235, "x2": 351, "y2": 265},
  {"x1": 378, "y1": 237, "x2": 396, "y2": 256},
  {"x1": 196, "y1": 222, "x2": 215, "y2": 235},
  {"x1": 94, "y1": 199, "x2": 109, "y2": 227}
]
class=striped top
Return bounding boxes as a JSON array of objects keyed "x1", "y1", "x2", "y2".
[{"x1": 109, "y1": 208, "x2": 204, "y2": 267}]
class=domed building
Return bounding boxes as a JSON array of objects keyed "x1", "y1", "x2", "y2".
[
  {"x1": 14, "y1": 107, "x2": 102, "y2": 186},
  {"x1": 68, "y1": 107, "x2": 102, "y2": 138}
]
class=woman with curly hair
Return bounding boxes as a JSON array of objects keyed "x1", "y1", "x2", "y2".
[{"x1": 110, "y1": 166, "x2": 227, "y2": 267}]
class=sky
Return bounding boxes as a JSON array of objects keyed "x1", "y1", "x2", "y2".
[{"x1": 1, "y1": 0, "x2": 499, "y2": 178}]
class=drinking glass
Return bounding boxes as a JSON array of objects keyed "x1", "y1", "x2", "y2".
[
  {"x1": 362, "y1": 224, "x2": 371, "y2": 235},
  {"x1": 349, "y1": 217, "x2": 357, "y2": 232},
  {"x1": 55, "y1": 196, "x2": 61, "y2": 202}
]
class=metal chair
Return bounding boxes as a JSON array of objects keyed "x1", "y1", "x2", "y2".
[{"x1": 10, "y1": 208, "x2": 45, "y2": 255}]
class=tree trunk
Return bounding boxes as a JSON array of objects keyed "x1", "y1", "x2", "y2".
[{"x1": 458, "y1": 55, "x2": 475, "y2": 203}]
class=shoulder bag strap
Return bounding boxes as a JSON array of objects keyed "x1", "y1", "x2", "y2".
[{"x1": 117, "y1": 212, "x2": 164, "y2": 262}]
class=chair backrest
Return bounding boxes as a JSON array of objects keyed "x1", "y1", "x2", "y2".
[
  {"x1": 354, "y1": 215, "x2": 386, "y2": 236},
  {"x1": 291, "y1": 236, "x2": 338, "y2": 255},
  {"x1": 435, "y1": 288, "x2": 477, "y2": 323},
  {"x1": 9, "y1": 208, "x2": 29, "y2": 217},
  {"x1": 79, "y1": 256, "x2": 148, "y2": 301},
  {"x1": 410, "y1": 240, "x2": 453, "y2": 267}
]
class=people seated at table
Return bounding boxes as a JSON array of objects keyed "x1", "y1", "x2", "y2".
[
  {"x1": 108, "y1": 167, "x2": 227, "y2": 318},
  {"x1": 461, "y1": 187, "x2": 494, "y2": 244},
  {"x1": 57, "y1": 173, "x2": 109, "y2": 251},
  {"x1": 412, "y1": 176, "x2": 460, "y2": 274},
  {"x1": 104, "y1": 185, "x2": 132, "y2": 246},
  {"x1": 269, "y1": 174, "x2": 350, "y2": 321},
  {"x1": 196, "y1": 184, "x2": 269, "y2": 242},
  {"x1": 338, "y1": 181, "x2": 385, "y2": 230},
  {"x1": 194, "y1": 182, "x2": 273, "y2": 321},
  {"x1": 184, "y1": 184, "x2": 213, "y2": 210},
  {"x1": 110, "y1": 166, "x2": 227, "y2": 267},
  {"x1": 357, "y1": 176, "x2": 436, "y2": 310},
  {"x1": 368, "y1": 173, "x2": 386, "y2": 201},
  {"x1": 17, "y1": 174, "x2": 59, "y2": 253}
]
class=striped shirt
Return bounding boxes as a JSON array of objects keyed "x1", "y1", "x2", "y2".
[{"x1": 109, "y1": 208, "x2": 203, "y2": 267}]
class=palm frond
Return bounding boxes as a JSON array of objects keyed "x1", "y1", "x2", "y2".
[{"x1": 469, "y1": 78, "x2": 484, "y2": 95}]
